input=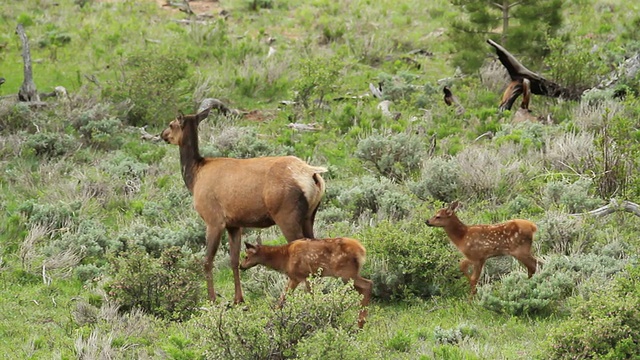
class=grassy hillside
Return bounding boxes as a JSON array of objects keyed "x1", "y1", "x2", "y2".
[{"x1": 1, "y1": 0, "x2": 640, "y2": 358}]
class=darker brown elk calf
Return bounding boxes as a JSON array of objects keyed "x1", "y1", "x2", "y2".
[
  {"x1": 240, "y1": 237, "x2": 373, "y2": 328},
  {"x1": 161, "y1": 107, "x2": 327, "y2": 304},
  {"x1": 425, "y1": 201, "x2": 540, "y2": 296}
]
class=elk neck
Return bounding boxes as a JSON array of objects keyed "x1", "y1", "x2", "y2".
[
  {"x1": 179, "y1": 119, "x2": 205, "y2": 193},
  {"x1": 442, "y1": 215, "x2": 468, "y2": 245},
  {"x1": 255, "y1": 244, "x2": 291, "y2": 273}
]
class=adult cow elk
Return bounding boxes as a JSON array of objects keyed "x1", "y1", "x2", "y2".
[
  {"x1": 161, "y1": 107, "x2": 327, "y2": 304},
  {"x1": 240, "y1": 237, "x2": 373, "y2": 328},
  {"x1": 425, "y1": 201, "x2": 540, "y2": 296}
]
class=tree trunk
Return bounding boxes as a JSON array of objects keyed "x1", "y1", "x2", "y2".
[
  {"x1": 501, "y1": 0, "x2": 509, "y2": 45},
  {"x1": 16, "y1": 24, "x2": 40, "y2": 102}
]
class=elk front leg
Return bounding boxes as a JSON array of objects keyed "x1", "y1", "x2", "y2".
[
  {"x1": 227, "y1": 227, "x2": 244, "y2": 304},
  {"x1": 204, "y1": 225, "x2": 224, "y2": 302}
]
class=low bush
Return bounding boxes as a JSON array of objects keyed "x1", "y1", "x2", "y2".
[
  {"x1": 477, "y1": 253, "x2": 630, "y2": 317},
  {"x1": 410, "y1": 156, "x2": 460, "y2": 202},
  {"x1": 103, "y1": 48, "x2": 189, "y2": 127},
  {"x1": 359, "y1": 220, "x2": 466, "y2": 301},
  {"x1": 105, "y1": 246, "x2": 203, "y2": 321},
  {"x1": 78, "y1": 117, "x2": 123, "y2": 150},
  {"x1": 335, "y1": 176, "x2": 414, "y2": 221},
  {"x1": 542, "y1": 265, "x2": 640, "y2": 359},
  {"x1": 433, "y1": 323, "x2": 479, "y2": 345},
  {"x1": 542, "y1": 178, "x2": 603, "y2": 214},
  {"x1": 355, "y1": 132, "x2": 424, "y2": 181},
  {"x1": 196, "y1": 276, "x2": 363, "y2": 359},
  {"x1": 213, "y1": 126, "x2": 294, "y2": 158},
  {"x1": 23, "y1": 132, "x2": 76, "y2": 158}
]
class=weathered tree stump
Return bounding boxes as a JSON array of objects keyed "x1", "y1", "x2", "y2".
[
  {"x1": 16, "y1": 24, "x2": 40, "y2": 102},
  {"x1": 487, "y1": 39, "x2": 582, "y2": 111}
]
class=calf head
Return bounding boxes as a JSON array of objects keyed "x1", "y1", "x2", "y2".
[
  {"x1": 239, "y1": 242, "x2": 261, "y2": 270},
  {"x1": 425, "y1": 201, "x2": 460, "y2": 227}
]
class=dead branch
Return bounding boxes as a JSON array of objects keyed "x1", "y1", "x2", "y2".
[
  {"x1": 198, "y1": 98, "x2": 240, "y2": 117},
  {"x1": 139, "y1": 126, "x2": 162, "y2": 142},
  {"x1": 571, "y1": 199, "x2": 640, "y2": 218},
  {"x1": 487, "y1": 39, "x2": 582, "y2": 109},
  {"x1": 286, "y1": 123, "x2": 322, "y2": 132},
  {"x1": 16, "y1": 24, "x2": 39, "y2": 102}
]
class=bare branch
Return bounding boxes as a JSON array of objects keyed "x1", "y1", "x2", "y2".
[{"x1": 571, "y1": 199, "x2": 640, "y2": 217}]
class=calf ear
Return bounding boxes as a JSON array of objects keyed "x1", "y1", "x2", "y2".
[
  {"x1": 244, "y1": 242, "x2": 255, "y2": 250},
  {"x1": 449, "y1": 201, "x2": 460, "y2": 211}
]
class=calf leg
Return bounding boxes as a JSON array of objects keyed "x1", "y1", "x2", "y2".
[
  {"x1": 353, "y1": 276, "x2": 373, "y2": 329},
  {"x1": 278, "y1": 278, "x2": 301, "y2": 308},
  {"x1": 514, "y1": 253, "x2": 539, "y2": 278},
  {"x1": 469, "y1": 259, "x2": 485, "y2": 297},
  {"x1": 459, "y1": 258, "x2": 472, "y2": 280}
]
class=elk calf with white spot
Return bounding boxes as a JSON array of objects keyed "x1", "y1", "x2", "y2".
[
  {"x1": 240, "y1": 237, "x2": 372, "y2": 328},
  {"x1": 425, "y1": 201, "x2": 540, "y2": 296}
]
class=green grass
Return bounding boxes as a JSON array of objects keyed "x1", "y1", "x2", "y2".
[{"x1": 1, "y1": 0, "x2": 640, "y2": 358}]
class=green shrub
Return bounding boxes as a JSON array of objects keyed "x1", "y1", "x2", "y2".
[
  {"x1": 478, "y1": 254, "x2": 630, "y2": 317},
  {"x1": 385, "y1": 330, "x2": 412, "y2": 352},
  {"x1": 410, "y1": 157, "x2": 460, "y2": 202},
  {"x1": 355, "y1": 132, "x2": 424, "y2": 181},
  {"x1": 23, "y1": 132, "x2": 76, "y2": 158},
  {"x1": 537, "y1": 211, "x2": 590, "y2": 254},
  {"x1": 116, "y1": 222, "x2": 204, "y2": 257},
  {"x1": 46, "y1": 219, "x2": 112, "y2": 261},
  {"x1": 104, "y1": 49, "x2": 189, "y2": 127},
  {"x1": 542, "y1": 266, "x2": 640, "y2": 359},
  {"x1": 377, "y1": 71, "x2": 421, "y2": 102},
  {"x1": 78, "y1": 117, "x2": 123, "y2": 150},
  {"x1": 19, "y1": 200, "x2": 81, "y2": 230},
  {"x1": 542, "y1": 178, "x2": 604, "y2": 214},
  {"x1": 196, "y1": 276, "x2": 362, "y2": 359},
  {"x1": 105, "y1": 246, "x2": 203, "y2": 321},
  {"x1": 295, "y1": 327, "x2": 370, "y2": 360},
  {"x1": 359, "y1": 220, "x2": 465, "y2": 301},
  {"x1": 212, "y1": 126, "x2": 294, "y2": 158},
  {"x1": 432, "y1": 344, "x2": 481, "y2": 360},
  {"x1": 336, "y1": 176, "x2": 414, "y2": 221},
  {"x1": 433, "y1": 323, "x2": 479, "y2": 345}
]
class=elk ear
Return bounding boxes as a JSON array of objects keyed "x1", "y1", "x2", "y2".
[
  {"x1": 177, "y1": 111, "x2": 186, "y2": 127},
  {"x1": 244, "y1": 242, "x2": 255, "y2": 250},
  {"x1": 449, "y1": 201, "x2": 460, "y2": 211},
  {"x1": 195, "y1": 107, "x2": 211, "y2": 124}
]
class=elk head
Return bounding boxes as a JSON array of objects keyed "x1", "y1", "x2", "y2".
[
  {"x1": 160, "y1": 108, "x2": 211, "y2": 145},
  {"x1": 425, "y1": 201, "x2": 460, "y2": 227},
  {"x1": 239, "y1": 242, "x2": 262, "y2": 270}
]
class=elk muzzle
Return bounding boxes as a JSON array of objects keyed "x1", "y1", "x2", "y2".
[{"x1": 160, "y1": 128, "x2": 171, "y2": 143}]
